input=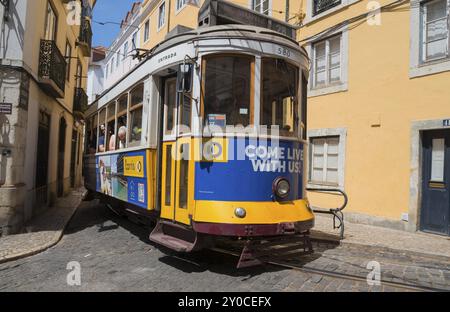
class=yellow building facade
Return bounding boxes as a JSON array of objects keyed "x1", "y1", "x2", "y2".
[
  {"x1": 0, "y1": 0, "x2": 96, "y2": 234},
  {"x1": 138, "y1": 0, "x2": 304, "y2": 50},
  {"x1": 299, "y1": 0, "x2": 450, "y2": 235}
]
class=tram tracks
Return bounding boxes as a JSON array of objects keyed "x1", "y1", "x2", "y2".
[
  {"x1": 209, "y1": 246, "x2": 449, "y2": 292},
  {"x1": 107, "y1": 207, "x2": 449, "y2": 292}
]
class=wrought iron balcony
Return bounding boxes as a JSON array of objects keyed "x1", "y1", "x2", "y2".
[
  {"x1": 77, "y1": 18, "x2": 92, "y2": 56},
  {"x1": 313, "y1": 0, "x2": 342, "y2": 16},
  {"x1": 38, "y1": 39, "x2": 66, "y2": 98},
  {"x1": 73, "y1": 87, "x2": 88, "y2": 118}
]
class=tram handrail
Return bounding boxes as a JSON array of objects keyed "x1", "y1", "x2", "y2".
[{"x1": 306, "y1": 187, "x2": 348, "y2": 240}]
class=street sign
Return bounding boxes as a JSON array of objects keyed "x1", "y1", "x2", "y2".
[
  {"x1": 0, "y1": 103, "x2": 12, "y2": 115},
  {"x1": 444, "y1": 119, "x2": 450, "y2": 127}
]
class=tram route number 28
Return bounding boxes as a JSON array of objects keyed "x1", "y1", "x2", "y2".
[{"x1": 277, "y1": 47, "x2": 291, "y2": 58}]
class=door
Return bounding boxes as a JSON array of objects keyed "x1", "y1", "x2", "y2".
[
  {"x1": 420, "y1": 129, "x2": 450, "y2": 235},
  {"x1": 35, "y1": 111, "x2": 51, "y2": 208},
  {"x1": 57, "y1": 117, "x2": 67, "y2": 197},
  {"x1": 160, "y1": 77, "x2": 192, "y2": 225},
  {"x1": 70, "y1": 129, "x2": 78, "y2": 187}
]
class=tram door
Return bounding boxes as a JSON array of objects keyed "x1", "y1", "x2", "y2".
[{"x1": 160, "y1": 77, "x2": 192, "y2": 225}]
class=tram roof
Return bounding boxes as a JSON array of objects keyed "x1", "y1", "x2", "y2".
[
  {"x1": 87, "y1": 24, "x2": 307, "y2": 115},
  {"x1": 152, "y1": 24, "x2": 305, "y2": 57}
]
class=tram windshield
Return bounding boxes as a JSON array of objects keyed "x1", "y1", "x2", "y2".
[
  {"x1": 203, "y1": 55, "x2": 252, "y2": 129},
  {"x1": 203, "y1": 55, "x2": 300, "y2": 137},
  {"x1": 261, "y1": 58, "x2": 299, "y2": 137}
]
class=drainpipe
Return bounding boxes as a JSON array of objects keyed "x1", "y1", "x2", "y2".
[
  {"x1": 167, "y1": 0, "x2": 172, "y2": 32},
  {"x1": 285, "y1": 0, "x2": 289, "y2": 22}
]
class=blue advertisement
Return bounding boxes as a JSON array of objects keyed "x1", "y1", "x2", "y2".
[
  {"x1": 195, "y1": 138, "x2": 304, "y2": 202},
  {"x1": 96, "y1": 150, "x2": 148, "y2": 209}
]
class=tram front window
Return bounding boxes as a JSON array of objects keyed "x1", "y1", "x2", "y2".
[
  {"x1": 261, "y1": 58, "x2": 299, "y2": 137},
  {"x1": 204, "y1": 55, "x2": 252, "y2": 130}
]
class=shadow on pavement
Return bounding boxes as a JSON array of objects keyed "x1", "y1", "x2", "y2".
[{"x1": 64, "y1": 198, "x2": 342, "y2": 277}]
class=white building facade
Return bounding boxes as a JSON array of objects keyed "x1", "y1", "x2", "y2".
[
  {"x1": 103, "y1": 2, "x2": 142, "y2": 91},
  {"x1": 87, "y1": 47, "x2": 106, "y2": 104}
]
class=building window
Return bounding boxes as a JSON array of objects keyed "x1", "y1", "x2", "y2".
[
  {"x1": 116, "y1": 49, "x2": 121, "y2": 67},
  {"x1": 176, "y1": 0, "x2": 187, "y2": 12},
  {"x1": 123, "y1": 42, "x2": 129, "y2": 60},
  {"x1": 410, "y1": 0, "x2": 450, "y2": 77},
  {"x1": 158, "y1": 2, "x2": 166, "y2": 30},
  {"x1": 252, "y1": 0, "x2": 270, "y2": 15},
  {"x1": 310, "y1": 136, "x2": 341, "y2": 185},
  {"x1": 132, "y1": 32, "x2": 138, "y2": 48},
  {"x1": 308, "y1": 128, "x2": 346, "y2": 188},
  {"x1": 313, "y1": 0, "x2": 342, "y2": 16},
  {"x1": 111, "y1": 57, "x2": 115, "y2": 72},
  {"x1": 421, "y1": 0, "x2": 449, "y2": 63},
  {"x1": 144, "y1": 19, "x2": 150, "y2": 41},
  {"x1": 76, "y1": 60, "x2": 82, "y2": 88},
  {"x1": 312, "y1": 34, "x2": 341, "y2": 89},
  {"x1": 105, "y1": 64, "x2": 109, "y2": 80},
  {"x1": 65, "y1": 41, "x2": 72, "y2": 81},
  {"x1": 44, "y1": 1, "x2": 57, "y2": 41}
]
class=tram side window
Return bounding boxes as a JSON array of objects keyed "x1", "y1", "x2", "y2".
[
  {"x1": 179, "y1": 94, "x2": 191, "y2": 130},
  {"x1": 85, "y1": 117, "x2": 97, "y2": 154},
  {"x1": 117, "y1": 94, "x2": 128, "y2": 150},
  {"x1": 165, "y1": 79, "x2": 176, "y2": 135},
  {"x1": 106, "y1": 102, "x2": 116, "y2": 151},
  {"x1": 91, "y1": 115, "x2": 98, "y2": 153},
  {"x1": 179, "y1": 143, "x2": 189, "y2": 209},
  {"x1": 129, "y1": 84, "x2": 144, "y2": 147},
  {"x1": 98, "y1": 109, "x2": 106, "y2": 152},
  {"x1": 204, "y1": 55, "x2": 252, "y2": 130},
  {"x1": 261, "y1": 58, "x2": 299, "y2": 137}
]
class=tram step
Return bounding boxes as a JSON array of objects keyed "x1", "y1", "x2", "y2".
[{"x1": 149, "y1": 220, "x2": 198, "y2": 253}]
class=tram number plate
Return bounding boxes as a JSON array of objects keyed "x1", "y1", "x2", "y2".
[{"x1": 277, "y1": 47, "x2": 291, "y2": 58}]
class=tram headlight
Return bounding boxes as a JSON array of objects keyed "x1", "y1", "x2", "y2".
[
  {"x1": 273, "y1": 178, "x2": 290, "y2": 199},
  {"x1": 234, "y1": 207, "x2": 246, "y2": 218}
]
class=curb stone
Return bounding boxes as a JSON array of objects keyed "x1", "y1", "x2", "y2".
[{"x1": 0, "y1": 189, "x2": 88, "y2": 264}]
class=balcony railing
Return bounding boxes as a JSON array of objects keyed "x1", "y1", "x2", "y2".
[
  {"x1": 313, "y1": 0, "x2": 342, "y2": 16},
  {"x1": 38, "y1": 39, "x2": 67, "y2": 98},
  {"x1": 73, "y1": 87, "x2": 88, "y2": 117},
  {"x1": 78, "y1": 18, "x2": 92, "y2": 55}
]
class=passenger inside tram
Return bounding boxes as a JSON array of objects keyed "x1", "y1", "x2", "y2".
[
  {"x1": 107, "y1": 123, "x2": 115, "y2": 151},
  {"x1": 98, "y1": 124, "x2": 106, "y2": 152},
  {"x1": 108, "y1": 131, "x2": 116, "y2": 151},
  {"x1": 117, "y1": 126, "x2": 127, "y2": 149},
  {"x1": 116, "y1": 116, "x2": 127, "y2": 150}
]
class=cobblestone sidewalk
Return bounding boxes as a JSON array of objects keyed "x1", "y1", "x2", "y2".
[
  {"x1": 312, "y1": 214, "x2": 450, "y2": 258},
  {"x1": 0, "y1": 188, "x2": 87, "y2": 264}
]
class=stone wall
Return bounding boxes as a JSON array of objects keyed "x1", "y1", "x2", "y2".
[{"x1": 0, "y1": 66, "x2": 29, "y2": 235}]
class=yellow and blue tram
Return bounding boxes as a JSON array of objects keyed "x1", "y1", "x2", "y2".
[{"x1": 83, "y1": 8, "x2": 314, "y2": 263}]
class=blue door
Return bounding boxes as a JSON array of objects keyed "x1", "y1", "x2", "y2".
[{"x1": 420, "y1": 130, "x2": 450, "y2": 236}]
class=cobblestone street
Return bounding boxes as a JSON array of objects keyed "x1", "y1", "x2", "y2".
[{"x1": 0, "y1": 199, "x2": 448, "y2": 292}]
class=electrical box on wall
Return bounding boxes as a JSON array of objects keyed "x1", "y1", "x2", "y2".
[{"x1": 401, "y1": 213, "x2": 409, "y2": 222}]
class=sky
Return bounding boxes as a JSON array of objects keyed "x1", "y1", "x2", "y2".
[{"x1": 92, "y1": 0, "x2": 140, "y2": 48}]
